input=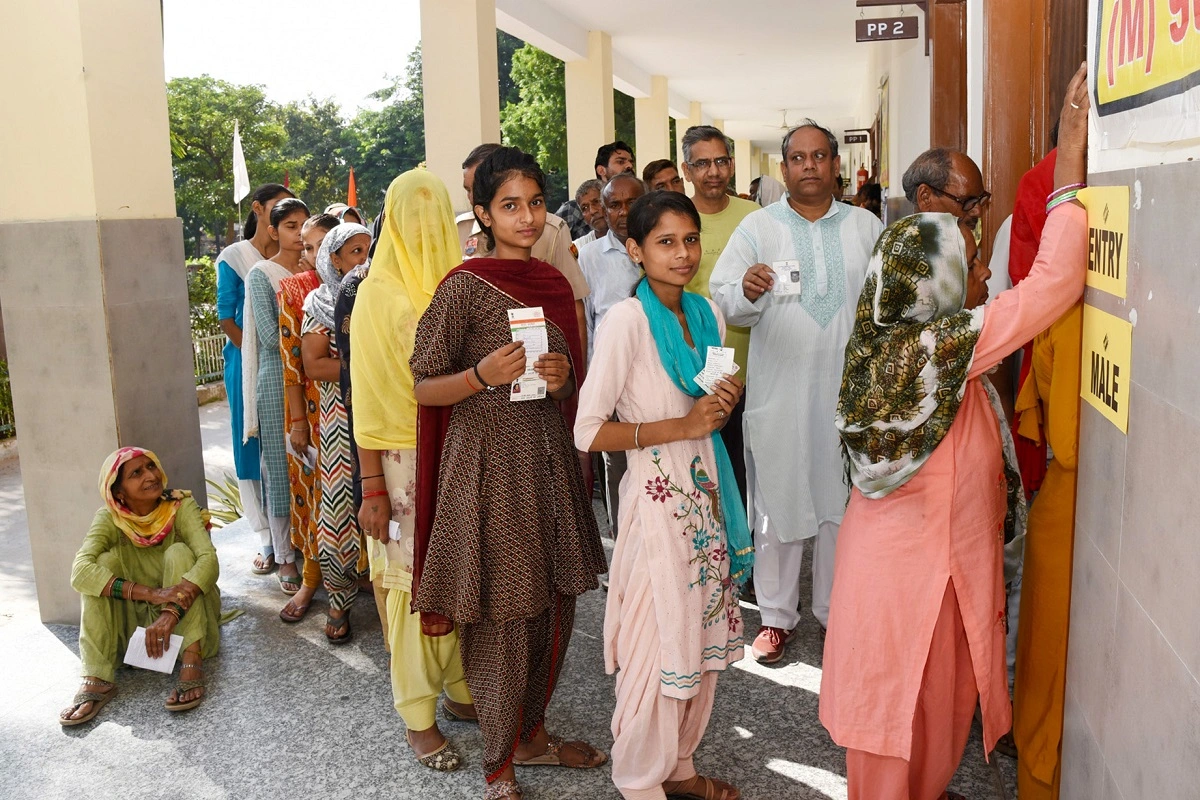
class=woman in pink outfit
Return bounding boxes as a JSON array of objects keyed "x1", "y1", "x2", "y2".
[
  {"x1": 576, "y1": 191, "x2": 750, "y2": 800},
  {"x1": 820, "y1": 66, "x2": 1091, "y2": 800}
]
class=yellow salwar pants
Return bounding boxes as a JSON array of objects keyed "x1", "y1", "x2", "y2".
[{"x1": 79, "y1": 543, "x2": 220, "y2": 683}]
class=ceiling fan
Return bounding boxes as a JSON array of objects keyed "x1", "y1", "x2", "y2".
[{"x1": 777, "y1": 109, "x2": 792, "y2": 130}]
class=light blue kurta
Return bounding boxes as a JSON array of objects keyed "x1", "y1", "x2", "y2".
[{"x1": 216, "y1": 256, "x2": 261, "y2": 480}]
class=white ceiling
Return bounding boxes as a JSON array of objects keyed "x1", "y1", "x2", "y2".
[{"x1": 497, "y1": 0, "x2": 875, "y2": 149}]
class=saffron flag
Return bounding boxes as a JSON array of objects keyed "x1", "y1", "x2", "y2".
[
  {"x1": 348, "y1": 167, "x2": 358, "y2": 207},
  {"x1": 232, "y1": 120, "x2": 251, "y2": 204}
]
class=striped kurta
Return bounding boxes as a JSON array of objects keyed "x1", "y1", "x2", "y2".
[{"x1": 303, "y1": 314, "x2": 364, "y2": 611}]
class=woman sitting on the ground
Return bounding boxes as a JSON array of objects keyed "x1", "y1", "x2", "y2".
[{"x1": 60, "y1": 448, "x2": 224, "y2": 725}]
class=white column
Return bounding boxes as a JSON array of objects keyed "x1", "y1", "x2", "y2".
[
  {"x1": 421, "y1": 0, "x2": 501, "y2": 212},
  {"x1": 635, "y1": 75, "x2": 671, "y2": 167},
  {"x1": 750, "y1": 145, "x2": 763, "y2": 180},
  {"x1": 565, "y1": 31, "x2": 614, "y2": 193},
  {"x1": 711, "y1": 118, "x2": 725, "y2": 132},
  {"x1": 734, "y1": 138, "x2": 754, "y2": 194},
  {"x1": 0, "y1": 0, "x2": 203, "y2": 623}
]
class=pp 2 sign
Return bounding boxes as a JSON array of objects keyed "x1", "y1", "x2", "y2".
[{"x1": 1097, "y1": 0, "x2": 1200, "y2": 115}]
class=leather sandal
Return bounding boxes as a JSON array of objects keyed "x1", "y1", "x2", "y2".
[
  {"x1": 483, "y1": 780, "x2": 523, "y2": 800},
  {"x1": 440, "y1": 698, "x2": 479, "y2": 724},
  {"x1": 165, "y1": 661, "x2": 205, "y2": 712},
  {"x1": 664, "y1": 775, "x2": 741, "y2": 800},
  {"x1": 513, "y1": 735, "x2": 608, "y2": 768},
  {"x1": 324, "y1": 612, "x2": 352, "y2": 644},
  {"x1": 59, "y1": 679, "x2": 117, "y2": 726},
  {"x1": 406, "y1": 731, "x2": 462, "y2": 772}
]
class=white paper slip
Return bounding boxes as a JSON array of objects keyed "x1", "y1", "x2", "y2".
[
  {"x1": 772, "y1": 260, "x2": 803, "y2": 296},
  {"x1": 508, "y1": 306, "x2": 549, "y2": 401},
  {"x1": 388, "y1": 519, "x2": 403, "y2": 542},
  {"x1": 693, "y1": 346, "x2": 739, "y2": 395},
  {"x1": 123, "y1": 627, "x2": 184, "y2": 674},
  {"x1": 286, "y1": 438, "x2": 318, "y2": 471}
]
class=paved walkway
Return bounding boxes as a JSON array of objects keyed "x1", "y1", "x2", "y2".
[{"x1": 0, "y1": 401, "x2": 1017, "y2": 799}]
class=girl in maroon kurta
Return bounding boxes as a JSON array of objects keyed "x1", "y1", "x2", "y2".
[{"x1": 410, "y1": 148, "x2": 608, "y2": 800}]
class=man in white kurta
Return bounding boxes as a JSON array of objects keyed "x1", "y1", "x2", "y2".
[{"x1": 710, "y1": 123, "x2": 883, "y2": 662}]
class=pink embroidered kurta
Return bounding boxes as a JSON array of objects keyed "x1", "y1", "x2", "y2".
[
  {"x1": 819, "y1": 204, "x2": 1087, "y2": 760},
  {"x1": 575, "y1": 297, "x2": 744, "y2": 700}
]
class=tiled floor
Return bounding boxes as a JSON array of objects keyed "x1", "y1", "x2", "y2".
[{"x1": 0, "y1": 401, "x2": 1017, "y2": 799}]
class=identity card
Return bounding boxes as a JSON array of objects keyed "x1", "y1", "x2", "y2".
[
  {"x1": 693, "y1": 346, "x2": 739, "y2": 395},
  {"x1": 772, "y1": 259, "x2": 803, "y2": 296},
  {"x1": 507, "y1": 306, "x2": 549, "y2": 401}
]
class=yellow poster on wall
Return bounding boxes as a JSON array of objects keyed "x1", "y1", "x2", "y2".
[
  {"x1": 1080, "y1": 305, "x2": 1133, "y2": 433},
  {"x1": 1096, "y1": 0, "x2": 1200, "y2": 113},
  {"x1": 1079, "y1": 185, "x2": 1129, "y2": 298}
]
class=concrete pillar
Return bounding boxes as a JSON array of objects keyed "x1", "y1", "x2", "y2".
[
  {"x1": 421, "y1": 0, "x2": 501, "y2": 211},
  {"x1": 760, "y1": 151, "x2": 774, "y2": 180},
  {"x1": 711, "y1": 118, "x2": 725, "y2": 132},
  {"x1": 0, "y1": 0, "x2": 204, "y2": 623},
  {"x1": 675, "y1": 102, "x2": 703, "y2": 197},
  {"x1": 634, "y1": 75, "x2": 671, "y2": 167},
  {"x1": 565, "y1": 31, "x2": 614, "y2": 193},
  {"x1": 750, "y1": 146, "x2": 763, "y2": 180},
  {"x1": 734, "y1": 139, "x2": 754, "y2": 194}
]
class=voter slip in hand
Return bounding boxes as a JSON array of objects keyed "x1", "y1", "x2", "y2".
[
  {"x1": 771, "y1": 260, "x2": 803, "y2": 296},
  {"x1": 693, "y1": 346, "x2": 739, "y2": 395},
  {"x1": 507, "y1": 306, "x2": 549, "y2": 401},
  {"x1": 123, "y1": 627, "x2": 184, "y2": 674}
]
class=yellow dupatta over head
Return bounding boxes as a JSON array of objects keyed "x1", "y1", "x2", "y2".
[
  {"x1": 99, "y1": 447, "x2": 204, "y2": 548},
  {"x1": 350, "y1": 168, "x2": 460, "y2": 450}
]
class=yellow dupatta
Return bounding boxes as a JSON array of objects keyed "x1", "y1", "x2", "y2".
[
  {"x1": 350, "y1": 169, "x2": 460, "y2": 451},
  {"x1": 99, "y1": 447, "x2": 205, "y2": 547}
]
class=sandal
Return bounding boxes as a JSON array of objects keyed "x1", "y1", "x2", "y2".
[
  {"x1": 483, "y1": 780, "x2": 523, "y2": 800},
  {"x1": 406, "y1": 731, "x2": 462, "y2": 772},
  {"x1": 325, "y1": 612, "x2": 352, "y2": 644},
  {"x1": 664, "y1": 775, "x2": 740, "y2": 800},
  {"x1": 59, "y1": 679, "x2": 117, "y2": 726},
  {"x1": 164, "y1": 661, "x2": 206, "y2": 712},
  {"x1": 279, "y1": 598, "x2": 311, "y2": 623},
  {"x1": 277, "y1": 570, "x2": 301, "y2": 596},
  {"x1": 513, "y1": 735, "x2": 608, "y2": 768},
  {"x1": 440, "y1": 698, "x2": 479, "y2": 723},
  {"x1": 252, "y1": 552, "x2": 276, "y2": 575}
]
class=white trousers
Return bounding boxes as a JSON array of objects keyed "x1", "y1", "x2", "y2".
[
  {"x1": 237, "y1": 478, "x2": 271, "y2": 549},
  {"x1": 268, "y1": 514, "x2": 294, "y2": 564},
  {"x1": 751, "y1": 479, "x2": 838, "y2": 629}
]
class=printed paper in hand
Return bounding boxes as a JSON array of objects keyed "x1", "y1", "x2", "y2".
[
  {"x1": 123, "y1": 627, "x2": 184, "y2": 674},
  {"x1": 772, "y1": 260, "x2": 803, "y2": 296},
  {"x1": 693, "y1": 346, "x2": 739, "y2": 395},
  {"x1": 388, "y1": 519, "x2": 402, "y2": 542},
  {"x1": 286, "y1": 438, "x2": 318, "y2": 471},
  {"x1": 508, "y1": 306, "x2": 549, "y2": 402}
]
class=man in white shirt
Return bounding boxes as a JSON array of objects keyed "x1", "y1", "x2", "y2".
[
  {"x1": 572, "y1": 179, "x2": 608, "y2": 250},
  {"x1": 577, "y1": 172, "x2": 646, "y2": 539},
  {"x1": 710, "y1": 122, "x2": 883, "y2": 663}
]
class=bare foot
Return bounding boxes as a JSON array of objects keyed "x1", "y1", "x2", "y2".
[{"x1": 59, "y1": 677, "x2": 114, "y2": 723}]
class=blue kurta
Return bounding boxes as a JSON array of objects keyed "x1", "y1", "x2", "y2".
[{"x1": 217, "y1": 259, "x2": 261, "y2": 480}]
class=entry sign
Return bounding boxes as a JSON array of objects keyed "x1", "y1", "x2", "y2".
[
  {"x1": 1080, "y1": 306, "x2": 1132, "y2": 434},
  {"x1": 856, "y1": 16, "x2": 919, "y2": 42},
  {"x1": 1079, "y1": 185, "x2": 1129, "y2": 298}
]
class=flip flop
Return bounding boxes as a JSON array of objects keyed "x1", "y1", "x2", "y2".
[
  {"x1": 279, "y1": 598, "x2": 311, "y2": 623},
  {"x1": 251, "y1": 552, "x2": 276, "y2": 575},
  {"x1": 164, "y1": 663, "x2": 206, "y2": 712},
  {"x1": 325, "y1": 612, "x2": 352, "y2": 644},
  {"x1": 277, "y1": 571, "x2": 301, "y2": 596},
  {"x1": 513, "y1": 735, "x2": 608, "y2": 768},
  {"x1": 59, "y1": 682, "x2": 117, "y2": 726}
]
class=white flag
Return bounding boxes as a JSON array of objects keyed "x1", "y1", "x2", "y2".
[{"x1": 232, "y1": 120, "x2": 251, "y2": 204}]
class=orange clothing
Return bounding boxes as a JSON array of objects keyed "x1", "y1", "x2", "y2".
[
  {"x1": 1012, "y1": 302, "x2": 1083, "y2": 799},
  {"x1": 820, "y1": 205, "x2": 1087, "y2": 771},
  {"x1": 279, "y1": 272, "x2": 321, "y2": 586}
]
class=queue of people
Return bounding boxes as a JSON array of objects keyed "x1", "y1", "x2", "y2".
[{"x1": 60, "y1": 63, "x2": 1092, "y2": 800}]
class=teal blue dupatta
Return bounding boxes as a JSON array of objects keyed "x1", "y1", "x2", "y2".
[{"x1": 635, "y1": 278, "x2": 754, "y2": 584}]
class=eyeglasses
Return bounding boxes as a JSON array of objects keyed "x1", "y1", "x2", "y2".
[
  {"x1": 686, "y1": 157, "x2": 732, "y2": 172},
  {"x1": 928, "y1": 185, "x2": 992, "y2": 214}
]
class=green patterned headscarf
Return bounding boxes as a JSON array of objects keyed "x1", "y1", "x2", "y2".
[{"x1": 835, "y1": 213, "x2": 985, "y2": 498}]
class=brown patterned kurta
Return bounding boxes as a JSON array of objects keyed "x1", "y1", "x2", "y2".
[{"x1": 410, "y1": 269, "x2": 606, "y2": 780}]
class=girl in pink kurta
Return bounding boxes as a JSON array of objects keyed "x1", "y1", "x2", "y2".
[
  {"x1": 576, "y1": 191, "x2": 750, "y2": 800},
  {"x1": 820, "y1": 71, "x2": 1090, "y2": 798}
]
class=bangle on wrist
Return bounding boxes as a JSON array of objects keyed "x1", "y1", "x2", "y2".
[
  {"x1": 634, "y1": 422, "x2": 643, "y2": 451},
  {"x1": 290, "y1": 416, "x2": 306, "y2": 423},
  {"x1": 465, "y1": 370, "x2": 479, "y2": 392},
  {"x1": 362, "y1": 489, "x2": 389, "y2": 500},
  {"x1": 111, "y1": 577, "x2": 124, "y2": 599},
  {"x1": 473, "y1": 364, "x2": 495, "y2": 390},
  {"x1": 360, "y1": 473, "x2": 384, "y2": 481}
]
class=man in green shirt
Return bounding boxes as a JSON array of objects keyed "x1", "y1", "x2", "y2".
[{"x1": 680, "y1": 125, "x2": 760, "y2": 502}]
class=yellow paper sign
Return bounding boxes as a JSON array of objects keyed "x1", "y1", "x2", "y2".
[
  {"x1": 1079, "y1": 185, "x2": 1129, "y2": 298},
  {"x1": 1097, "y1": 0, "x2": 1200, "y2": 113},
  {"x1": 1080, "y1": 305, "x2": 1133, "y2": 433}
]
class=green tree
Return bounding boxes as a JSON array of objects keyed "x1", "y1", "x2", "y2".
[
  {"x1": 280, "y1": 96, "x2": 352, "y2": 214},
  {"x1": 615, "y1": 89, "x2": 636, "y2": 154},
  {"x1": 167, "y1": 76, "x2": 289, "y2": 254},
  {"x1": 346, "y1": 45, "x2": 427, "y2": 217},
  {"x1": 500, "y1": 44, "x2": 569, "y2": 206}
]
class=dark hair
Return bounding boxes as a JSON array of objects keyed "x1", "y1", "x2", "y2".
[
  {"x1": 243, "y1": 183, "x2": 294, "y2": 239},
  {"x1": 781, "y1": 119, "x2": 839, "y2": 161},
  {"x1": 681, "y1": 126, "x2": 731, "y2": 165},
  {"x1": 471, "y1": 147, "x2": 546, "y2": 241},
  {"x1": 595, "y1": 140, "x2": 634, "y2": 174},
  {"x1": 462, "y1": 143, "x2": 503, "y2": 170},
  {"x1": 901, "y1": 147, "x2": 953, "y2": 203},
  {"x1": 641, "y1": 159, "x2": 677, "y2": 184},
  {"x1": 626, "y1": 190, "x2": 702, "y2": 247},
  {"x1": 268, "y1": 198, "x2": 310, "y2": 230},
  {"x1": 303, "y1": 212, "x2": 340, "y2": 235}
]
